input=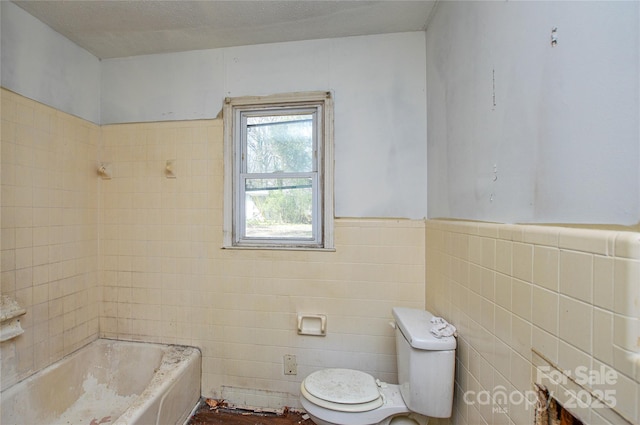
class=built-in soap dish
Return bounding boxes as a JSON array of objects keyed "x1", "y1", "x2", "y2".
[
  {"x1": 0, "y1": 295, "x2": 26, "y2": 342},
  {"x1": 297, "y1": 314, "x2": 327, "y2": 336}
]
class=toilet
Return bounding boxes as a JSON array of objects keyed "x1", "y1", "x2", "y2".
[{"x1": 300, "y1": 307, "x2": 456, "y2": 425}]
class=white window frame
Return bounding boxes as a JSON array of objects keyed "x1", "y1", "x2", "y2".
[{"x1": 223, "y1": 92, "x2": 334, "y2": 250}]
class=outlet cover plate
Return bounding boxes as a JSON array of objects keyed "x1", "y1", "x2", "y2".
[{"x1": 284, "y1": 354, "x2": 297, "y2": 375}]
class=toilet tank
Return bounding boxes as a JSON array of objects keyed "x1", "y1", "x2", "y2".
[{"x1": 392, "y1": 307, "x2": 456, "y2": 418}]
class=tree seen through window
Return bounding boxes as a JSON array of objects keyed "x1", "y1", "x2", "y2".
[{"x1": 244, "y1": 114, "x2": 315, "y2": 238}]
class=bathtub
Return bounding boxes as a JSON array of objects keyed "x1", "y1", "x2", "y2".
[{"x1": 0, "y1": 338, "x2": 201, "y2": 425}]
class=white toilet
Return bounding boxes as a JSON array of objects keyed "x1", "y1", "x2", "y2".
[{"x1": 300, "y1": 307, "x2": 456, "y2": 425}]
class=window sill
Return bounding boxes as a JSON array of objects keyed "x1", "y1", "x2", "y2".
[{"x1": 221, "y1": 245, "x2": 335, "y2": 252}]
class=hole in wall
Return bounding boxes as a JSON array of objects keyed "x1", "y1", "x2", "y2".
[{"x1": 535, "y1": 385, "x2": 584, "y2": 425}]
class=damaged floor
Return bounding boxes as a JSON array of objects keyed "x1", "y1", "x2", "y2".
[{"x1": 187, "y1": 399, "x2": 313, "y2": 425}]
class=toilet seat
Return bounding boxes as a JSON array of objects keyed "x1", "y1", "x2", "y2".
[
  {"x1": 301, "y1": 369, "x2": 384, "y2": 412},
  {"x1": 300, "y1": 378, "x2": 411, "y2": 425}
]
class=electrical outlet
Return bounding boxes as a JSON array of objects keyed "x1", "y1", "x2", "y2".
[{"x1": 283, "y1": 354, "x2": 297, "y2": 375}]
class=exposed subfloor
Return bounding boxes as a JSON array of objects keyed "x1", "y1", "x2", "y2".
[{"x1": 187, "y1": 400, "x2": 313, "y2": 425}]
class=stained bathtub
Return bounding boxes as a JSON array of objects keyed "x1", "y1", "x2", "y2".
[{"x1": 0, "y1": 338, "x2": 201, "y2": 425}]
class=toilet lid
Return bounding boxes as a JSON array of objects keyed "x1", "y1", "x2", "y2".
[{"x1": 303, "y1": 368, "x2": 381, "y2": 405}]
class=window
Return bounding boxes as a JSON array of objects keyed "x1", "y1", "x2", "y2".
[{"x1": 223, "y1": 92, "x2": 334, "y2": 249}]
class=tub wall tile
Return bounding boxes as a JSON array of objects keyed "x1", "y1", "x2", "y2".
[{"x1": 1, "y1": 89, "x2": 100, "y2": 390}]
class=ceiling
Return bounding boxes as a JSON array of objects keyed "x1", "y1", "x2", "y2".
[{"x1": 12, "y1": 1, "x2": 437, "y2": 60}]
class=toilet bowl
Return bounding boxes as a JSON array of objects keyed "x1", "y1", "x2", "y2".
[
  {"x1": 299, "y1": 368, "x2": 427, "y2": 425},
  {"x1": 299, "y1": 308, "x2": 456, "y2": 425}
]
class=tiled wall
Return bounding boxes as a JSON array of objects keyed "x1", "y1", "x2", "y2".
[
  {"x1": 426, "y1": 219, "x2": 640, "y2": 425},
  {"x1": 8, "y1": 88, "x2": 637, "y2": 423},
  {"x1": 0, "y1": 89, "x2": 100, "y2": 390},
  {"x1": 0, "y1": 91, "x2": 425, "y2": 407},
  {"x1": 99, "y1": 120, "x2": 426, "y2": 408}
]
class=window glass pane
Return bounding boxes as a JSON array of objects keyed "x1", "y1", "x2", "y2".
[
  {"x1": 246, "y1": 115, "x2": 313, "y2": 173},
  {"x1": 244, "y1": 177, "x2": 313, "y2": 239}
]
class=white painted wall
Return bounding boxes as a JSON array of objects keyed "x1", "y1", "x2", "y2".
[
  {"x1": 102, "y1": 32, "x2": 428, "y2": 219},
  {"x1": 0, "y1": 2, "x2": 101, "y2": 124},
  {"x1": 426, "y1": 1, "x2": 640, "y2": 226}
]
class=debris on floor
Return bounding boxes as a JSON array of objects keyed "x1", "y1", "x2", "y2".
[
  {"x1": 188, "y1": 398, "x2": 313, "y2": 425},
  {"x1": 205, "y1": 398, "x2": 229, "y2": 411}
]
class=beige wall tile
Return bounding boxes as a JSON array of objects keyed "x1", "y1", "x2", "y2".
[
  {"x1": 426, "y1": 219, "x2": 639, "y2": 425},
  {"x1": 612, "y1": 345, "x2": 637, "y2": 383},
  {"x1": 558, "y1": 339, "x2": 592, "y2": 380},
  {"x1": 512, "y1": 242, "x2": 533, "y2": 282},
  {"x1": 559, "y1": 228, "x2": 615, "y2": 255},
  {"x1": 523, "y1": 225, "x2": 560, "y2": 247},
  {"x1": 559, "y1": 250, "x2": 593, "y2": 303},
  {"x1": 495, "y1": 239, "x2": 512, "y2": 275},
  {"x1": 608, "y1": 370, "x2": 638, "y2": 423},
  {"x1": 532, "y1": 286, "x2": 559, "y2": 337},
  {"x1": 613, "y1": 314, "x2": 639, "y2": 353},
  {"x1": 494, "y1": 273, "x2": 511, "y2": 310},
  {"x1": 559, "y1": 295, "x2": 592, "y2": 353},
  {"x1": 533, "y1": 246, "x2": 559, "y2": 291},
  {"x1": 614, "y1": 232, "x2": 640, "y2": 260},
  {"x1": 594, "y1": 255, "x2": 615, "y2": 311},
  {"x1": 613, "y1": 258, "x2": 640, "y2": 318},
  {"x1": 1, "y1": 90, "x2": 100, "y2": 390},
  {"x1": 4, "y1": 92, "x2": 636, "y2": 421},
  {"x1": 532, "y1": 326, "x2": 558, "y2": 364},
  {"x1": 97, "y1": 120, "x2": 426, "y2": 407},
  {"x1": 511, "y1": 278, "x2": 531, "y2": 321},
  {"x1": 494, "y1": 306, "x2": 511, "y2": 344},
  {"x1": 511, "y1": 314, "x2": 532, "y2": 359}
]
